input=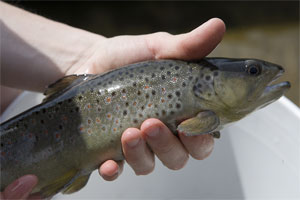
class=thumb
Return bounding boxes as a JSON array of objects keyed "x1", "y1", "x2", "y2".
[
  {"x1": 145, "y1": 18, "x2": 226, "y2": 60},
  {"x1": 3, "y1": 175, "x2": 38, "y2": 199}
]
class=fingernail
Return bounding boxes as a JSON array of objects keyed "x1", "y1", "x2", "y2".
[
  {"x1": 146, "y1": 126, "x2": 159, "y2": 138},
  {"x1": 6, "y1": 178, "x2": 30, "y2": 199},
  {"x1": 10, "y1": 179, "x2": 23, "y2": 192},
  {"x1": 126, "y1": 137, "x2": 140, "y2": 147}
]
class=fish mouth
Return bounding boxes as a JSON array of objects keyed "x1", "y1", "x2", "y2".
[{"x1": 257, "y1": 66, "x2": 291, "y2": 109}]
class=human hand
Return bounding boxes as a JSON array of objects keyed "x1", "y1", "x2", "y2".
[
  {"x1": 71, "y1": 18, "x2": 226, "y2": 181},
  {"x1": 0, "y1": 175, "x2": 41, "y2": 200}
]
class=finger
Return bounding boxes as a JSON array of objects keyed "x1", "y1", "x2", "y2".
[
  {"x1": 145, "y1": 18, "x2": 226, "y2": 60},
  {"x1": 121, "y1": 128, "x2": 155, "y2": 175},
  {"x1": 98, "y1": 160, "x2": 124, "y2": 181},
  {"x1": 179, "y1": 133, "x2": 214, "y2": 160},
  {"x1": 3, "y1": 175, "x2": 38, "y2": 199},
  {"x1": 141, "y1": 119, "x2": 189, "y2": 170}
]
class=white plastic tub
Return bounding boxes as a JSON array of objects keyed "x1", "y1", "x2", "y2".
[{"x1": 1, "y1": 92, "x2": 299, "y2": 200}]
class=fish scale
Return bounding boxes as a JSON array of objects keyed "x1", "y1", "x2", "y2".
[{"x1": 0, "y1": 58, "x2": 290, "y2": 197}]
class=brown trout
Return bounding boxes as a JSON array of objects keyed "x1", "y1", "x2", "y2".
[{"x1": 0, "y1": 58, "x2": 290, "y2": 197}]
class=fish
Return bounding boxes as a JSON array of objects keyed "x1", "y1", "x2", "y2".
[{"x1": 0, "y1": 58, "x2": 290, "y2": 197}]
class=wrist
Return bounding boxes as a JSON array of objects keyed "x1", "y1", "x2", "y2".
[{"x1": 1, "y1": 2, "x2": 105, "y2": 92}]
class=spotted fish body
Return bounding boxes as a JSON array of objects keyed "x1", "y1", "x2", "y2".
[{"x1": 0, "y1": 58, "x2": 290, "y2": 197}]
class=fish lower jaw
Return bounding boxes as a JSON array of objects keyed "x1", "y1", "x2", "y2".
[{"x1": 265, "y1": 81, "x2": 291, "y2": 94}]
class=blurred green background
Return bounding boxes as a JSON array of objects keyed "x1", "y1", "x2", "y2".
[{"x1": 8, "y1": 1, "x2": 299, "y2": 106}]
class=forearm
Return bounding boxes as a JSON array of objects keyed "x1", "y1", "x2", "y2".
[{"x1": 0, "y1": 2, "x2": 105, "y2": 92}]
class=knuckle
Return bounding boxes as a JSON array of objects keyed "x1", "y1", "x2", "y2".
[
  {"x1": 164, "y1": 153, "x2": 189, "y2": 171},
  {"x1": 134, "y1": 161, "x2": 155, "y2": 176}
]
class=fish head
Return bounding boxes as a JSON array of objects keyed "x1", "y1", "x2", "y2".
[{"x1": 197, "y1": 58, "x2": 290, "y2": 118}]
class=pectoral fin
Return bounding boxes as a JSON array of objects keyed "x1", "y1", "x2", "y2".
[
  {"x1": 177, "y1": 111, "x2": 219, "y2": 136},
  {"x1": 210, "y1": 131, "x2": 221, "y2": 139},
  {"x1": 62, "y1": 174, "x2": 91, "y2": 194}
]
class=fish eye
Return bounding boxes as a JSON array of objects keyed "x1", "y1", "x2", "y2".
[{"x1": 247, "y1": 64, "x2": 261, "y2": 76}]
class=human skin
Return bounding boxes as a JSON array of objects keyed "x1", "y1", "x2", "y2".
[{"x1": 0, "y1": 1, "x2": 226, "y2": 199}]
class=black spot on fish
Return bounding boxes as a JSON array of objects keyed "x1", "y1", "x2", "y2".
[
  {"x1": 119, "y1": 71, "x2": 123, "y2": 75},
  {"x1": 133, "y1": 119, "x2": 138, "y2": 124},
  {"x1": 155, "y1": 112, "x2": 159, "y2": 116},
  {"x1": 160, "y1": 66, "x2": 165, "y2": 70},
  {"x1": 98, "y1": 91, "x2": 101, "y2": 95},
  {"x1": 175, "y1": 66, "x2": 180, "y2": 70},
  {"x1": 111, "y1": 91, "x2": 116, "y2": 96},
  {"x1": 161, "y1": 75, "x2": 166, "y2": 80},
  {"x1": 137, "y1": 91, "x2": 141, "y2": 95},
  {"x1": 151, "y1": 73, "x2": 155, "y2": 78},
  {"x1": 140, "y1": 69, "x2": 144, "y2": 73},
  {"x1": 170, "y1": 111, "x2": 175, "y2": 115},
  {"x1": 145, "y1": 94, "x2": 150, "y2": 99},
  {"x1": 75, "y1": 107, "x2": 80, "y2": 112},
  {"x1": 119, "y1": 77, "x2": 124, "y2": 81},
  {"x1": 68, "y1": 99, "x2": 72, "y2": 103},
  {"x1": 123, "y1": 110, "x2": 127, "y2": 116},
  {"x1": 122, "y1": 89, "x2": 126, "y2": 93},
  {"x1": 90, "y1": 88, "x2": 94, "y2": 93},
  {"x1": 145, "y1": 77, "x2": 149, "y2": 82},
  {"x1": 182, "y1": 82, "x2": 186, "y2": 87},
  {"x1": 35, "y1": 135, "x2": 39, "y2": 141},
  {"x1": 102, "y1": 127, "x2": 106, "y2": 131},
  {"x1": 42, "y1": 108, "x2": 46, "y2": 113},
  {"x1": 207, "y1": 93, "x2": 211, "y2": 97},
  {"x1": 35, "y1": 111, "x2": 39, "y2": 115},
  {"x1": 141, "y1": 105, "x2": 145, "y2": 110},
  {"x1": 175, "y1": 91, "x2": 181, "y2": 97},
  {"x1": 59, "y1": 125, "x2": 63, "y2": 130},
  {"x1": 96, "y1": 99, "x2": 100, "y2": 104},
  {"x1": 139, "y1": 76, "x2": 143, "y2": 80},
  {"x1": 176, "y1": 103, "x2": 181, "y2": 109},
  {"x1": 205, "y1": 76, "x2": 211, "y2": 81},
  {"x1": 78, "y1": 96, "x2": 83, "y2": 100},
  {"x1": 189, "y1": 76, "x2": 193, "y2": 80},
  {"x1": 108, "y1": 81, "x2": 112, "y2": 85},
  {"x1": 169, "y1": 63, "x2": 173, "y2": 67},
  {"x1": 162, "y1": 110, "x2": 166, "y2": 116},
  {"x1": 40, "y1": 120, "x2": 44, "y2": 124},
  {"x1": 197, "y1": 83, "x2": 202, "y2": 88},
  {"x1": 167, "y1": 71, "x2": 171, "y2": 76},
  {"x1": 125, "y1": 71, "x2": 129, "y2": 75},
  {"x1": 152, "y1": 90, "x2": 156, "y2": 95},
  {"x1": 169, "y1": 104, "x2": 173, "y2": 108},
  {"x1": 125, "y1": 102, "x2": 129, "y2": 107},
  {"x1": 133, "y1": 82, "x2": 137, "y2": 87},
  {"x1": 1, "y1": 143, "x2": 3, "y2": 147},
  {"x1": 167, "y1": 94, "x2": 173, "y2": 99},
  {"x1": 130, "y1": 74, "x2": 134, "y2": 78},
  {"x1": 139, "y1": 113, "x2": 143, "y2": 118},
  {"x1": 97, "y1": 82, "x2": 102, "y2": 86}
]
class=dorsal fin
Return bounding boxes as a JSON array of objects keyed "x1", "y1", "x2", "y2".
[{"x1": 43, "y1": 74, "x2": 95, "y2": 102}]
